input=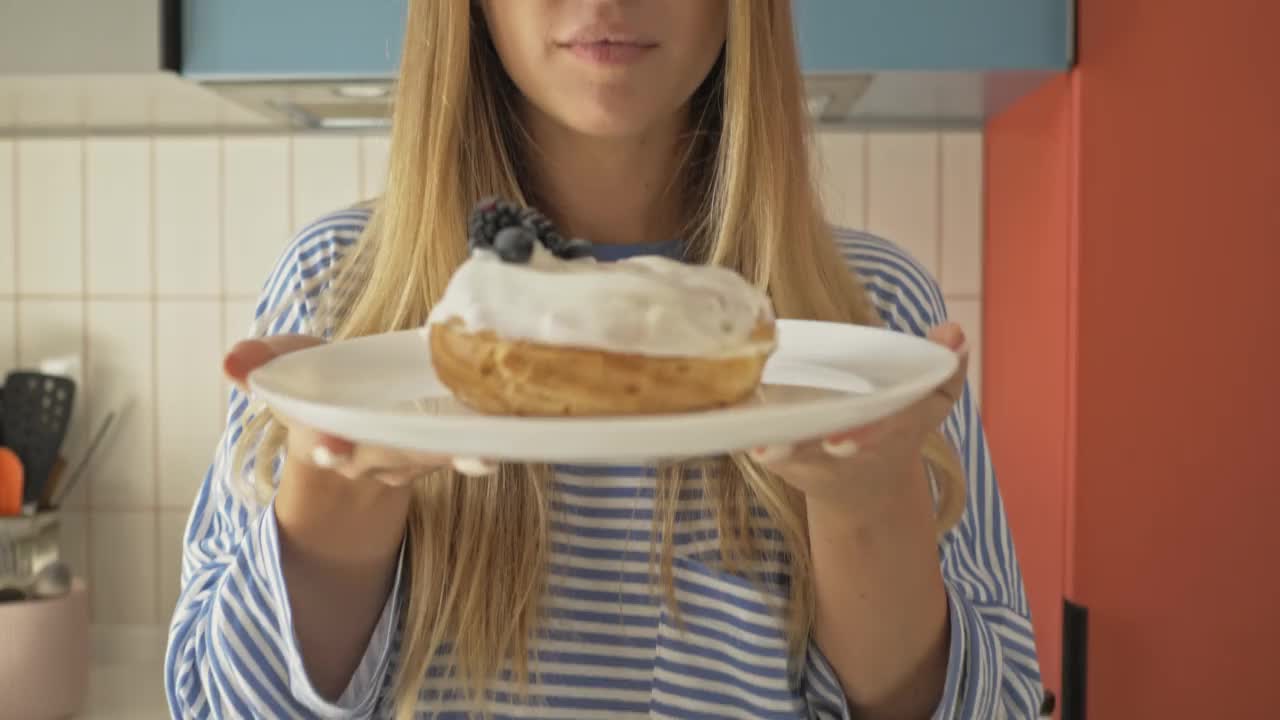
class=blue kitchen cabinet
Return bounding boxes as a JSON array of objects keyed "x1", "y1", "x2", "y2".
[
  {"x1": 181, "y1": 0, "x2": 1073, "y2": 127},
  {"x1": 182, "y1": 0, "x2": 1071, "y2": 78},
  {"x1": 793, "y1": 0, "x2": 1073, "y2": 72},
  {"x1": 181, "y1": 0, "x2": 407, "y2": 79}
]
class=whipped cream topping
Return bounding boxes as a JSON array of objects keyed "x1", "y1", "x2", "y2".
[{"x1": 426, "y1": 242, "x2": 775, "y2": 358}]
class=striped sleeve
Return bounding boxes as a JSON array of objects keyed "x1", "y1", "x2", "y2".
[
  {"x1": 163, "y1": 210, "x2": 403, "y2": 719},
  {"x1": 825, "y1": 229, "x2": 1045, "y2": 719}
]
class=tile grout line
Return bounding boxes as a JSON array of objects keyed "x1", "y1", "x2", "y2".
[
  {"x1": 8, "y1": 140, "x2": 17, "y2": 368},
  {"x1": 218, "y1": 134, "x2": 229, "y2": 436},
  {"x1": 150, "y1": 135, "x2": 163, "y2": 624},
  {"x1": 80, "y1": 136, "x2": 94, "y2": 612},
  {"x1": 357, "y1": 135, "x2": 368, "y2": 201},
  {"x1": 288, "y1": 134, "x2": 297, "y2": 241},
  {"x1": 212, "y1": 131, "x2": 232, "y2": 530},
  {"x1": 975, "y1": 135, "x2": 986, "y2": 401},
  {"x1": 861, "y1": 133, "x2": 871, "y2": 231},
  {"x1": 937, "y1": 132, "x2": 946, "y2": 296},
  {"x1": 975, "y1": 133, "x2": 986, "y2": 294}
]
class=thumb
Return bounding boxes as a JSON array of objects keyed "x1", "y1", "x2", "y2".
[
  {"x1": 927, "y1": 322, "x2": 967, "y2": 352},
  {"x1": 224, "y1": 335, "x2": 325, "y2": 389}
]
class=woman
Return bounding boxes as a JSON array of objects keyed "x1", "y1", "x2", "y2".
[{"x1": 166, "y1": 1, "x2": 1042, "y2": 718}]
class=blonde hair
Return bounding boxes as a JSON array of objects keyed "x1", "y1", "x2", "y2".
[{"x1": 238, "y1": 1, "x2": 965, "y2": 715}]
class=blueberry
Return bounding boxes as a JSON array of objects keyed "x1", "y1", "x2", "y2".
[
  {"x1": 556, "y1": 238, "x2": 594, "y2": 259},
  {"x1": 493, "y1": 225, "x2": 536, "y2": 263}
]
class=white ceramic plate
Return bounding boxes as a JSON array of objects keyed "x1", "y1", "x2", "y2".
[{"x1": 248, "y1": 320, "x2": 957, "y2": 462}]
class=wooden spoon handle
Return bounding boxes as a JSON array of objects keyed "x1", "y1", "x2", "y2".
[{"x1": 38, "y1": 456, "x2": 66, "y2": 510}]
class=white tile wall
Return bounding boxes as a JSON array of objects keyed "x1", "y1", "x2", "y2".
[
  {"x1": 157, "y1": 510, "x2": 188, "y2": 631},
  {"x1": 361, "y1": 135, "x2": 392, "y2": 198},
  {"x1": 58, "y1": 509, "x2": 89, "y2": 584},
  {"x1": 293, "y1": 136, "x2": 360, "y2": 232},
  {"x1": 222, "y1": 300, "x2": 256, "y2": 355},
  {"x1": 86, "y1": 139, "x2": 152, "y2": 296},
  {"x1": 86, "y1": 301, "x2": 155, "y2": 508},
  {"x1": 936, "y1": 132, "x2": 983, "y2": 393},
  {"x1": 90, "y1": 510, "x2": 157, "y2": 625},
  {"x1": 812, "y1": 133, "x2": 867, "y2": 229},
  {"x1": 0, "y1": 141, "x2": 14, "y2": 296},
  {"x1": 940, "y1": 133, "x2": 984, "y2": 297},
  {"x1": 0, "y1": 131, "x2": 984, "y2": 641},
  {"x1": 15, "y1": 299, "x2": 84, "y2": 369},
  {"x1": 17, "y1": 139, "x2": 83, "y2": 295},
  {"x1": 155, "y1": 138, "x2": 221, "y2": 296},
  {"x1": 155, "y1": 301, "x2": 222, "y2": 510},
  {"x1": 223, "y1": 137, "x2": 290, "y2": 296},
  {"x1": 0, "y1": 300, "x2": 15, "y2": 375},
  {"x1": 867, "y1": 132, "x2": 942, "y2": 278}
]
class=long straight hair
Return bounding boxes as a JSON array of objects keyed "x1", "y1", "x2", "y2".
[{"x1": 237, "y1": 1, "x2": 965, "y2": 715}]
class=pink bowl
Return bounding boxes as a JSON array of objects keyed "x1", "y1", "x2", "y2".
[{"x1": 0, "y1": 578, "x2": 89, "y2": 720}]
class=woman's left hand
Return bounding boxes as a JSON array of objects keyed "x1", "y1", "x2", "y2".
[{"x1": 748, "y1": 322, "x2": 969, "y2": 509}]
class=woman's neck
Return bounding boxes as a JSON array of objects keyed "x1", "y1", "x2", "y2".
[{"x1": 520, "y1": 104, "x2": 689, "y2": 246}]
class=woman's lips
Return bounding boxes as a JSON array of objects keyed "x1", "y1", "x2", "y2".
[{"x1": 562, "y1": 41, "x2": 657, "y2": 65}]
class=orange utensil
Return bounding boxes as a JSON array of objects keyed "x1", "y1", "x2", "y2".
[{"x1": 0, "y1": 447, "x2": 23, "y2": 515}]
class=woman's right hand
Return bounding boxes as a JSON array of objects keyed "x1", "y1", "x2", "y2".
[
  {"x1": 223, "y1": 335, "x2": 497, "y2": 484},
  {"x1": 224, "y1": 334, "x2": 465, "y2": 699}
]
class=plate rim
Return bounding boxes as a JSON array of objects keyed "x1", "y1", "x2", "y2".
[{"x1": 247, "y1": 319, "x2": 958, "y2": 459}]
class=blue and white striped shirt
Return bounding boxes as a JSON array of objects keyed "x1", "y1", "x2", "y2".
[{"x1": 164, "y1": 207, "x2": 1043, "y2": 718}]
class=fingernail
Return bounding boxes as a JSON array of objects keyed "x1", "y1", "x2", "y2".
[
  {"x1": 821, "y1": 437, "x2": 860, "y2": 458},
  {"x1": 375, "y1": 471, "x2": 411, "y2": 488},
  {"x1": 748, "y1": 444, "x2": 793, "y2": 464},
  {"x1": 453, "y1": 457, "x2": 498, "y2": 477},
  {"x1": 311, "y1": 445, "x2": 349, "y2": 469}
]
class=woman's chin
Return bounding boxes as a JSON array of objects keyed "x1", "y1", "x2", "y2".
[
  {"x1": 569, "y1": 114, "x2": 671, "y2": 142},
  {"x1": 543, "y1": 98, "x2": 672, "y2": 140}
]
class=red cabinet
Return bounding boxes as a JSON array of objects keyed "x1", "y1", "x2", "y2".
[{"x1": 984, "y1": 2, "x2": 1280, "y2": 717}]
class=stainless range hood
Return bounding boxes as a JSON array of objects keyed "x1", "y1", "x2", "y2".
[
  {"x1": 202, "y1": 74, "x2": 875, "y2": 133},
  {"x1": 207, "y1": 80, "x2": 399, "y2": 131}
]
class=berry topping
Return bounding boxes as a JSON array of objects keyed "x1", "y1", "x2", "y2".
[
  {"x1": 468, "y1": 197, "x2": 593, "y2": 262},
  {"x1": 493, "y1": 225, "x2": 536, "y2": 263},
  {"x1": 468, "y1": 197, "x2": 525, "y2": 252},
  {"x1": 517, "y1": 206, "x2": 567, "y2": 251},
  {"x1": 555, "y1": 237, "x2": 594, "y2": 259}
]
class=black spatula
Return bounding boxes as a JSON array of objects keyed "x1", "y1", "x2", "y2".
[{"x1": 2, "y1": 372, "x2": 76, "y2": 506}]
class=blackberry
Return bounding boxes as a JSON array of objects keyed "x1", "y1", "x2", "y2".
[
  {"x1": 468, "y1": 196, "x2": 594, "y2": 262},
  {"x1": 519, "y1": 207, "x2": 596, "y2": 260},
  {"x1": 517, "y1": 206, "x2": 567, "y2": 250},
  {"x1": 468, "y1": 197, "x2": 524, "y2": 251}
]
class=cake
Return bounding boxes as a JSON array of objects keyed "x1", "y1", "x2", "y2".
[{"x1": 424, "y1": 199, "x2": 776, "y2": 416}]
